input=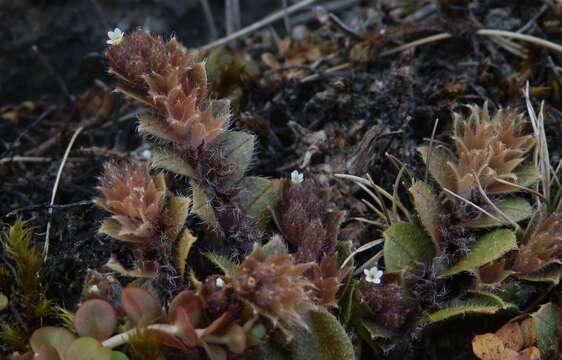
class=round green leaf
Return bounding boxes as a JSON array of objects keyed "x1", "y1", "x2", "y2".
[
  {"x1": 30, "y1": 327, "x2": 76, "y2": 358},
  {"x1": 75, "y1": 299, "x2": 117, "y2": 340}
]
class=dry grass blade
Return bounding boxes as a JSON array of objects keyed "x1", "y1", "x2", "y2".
[
  {"x1": 341, "y1": 238, "x2": 384, "y2": 268},
  {"x1": 43, "y1": 126, "x2": 84, "y2": 260}
]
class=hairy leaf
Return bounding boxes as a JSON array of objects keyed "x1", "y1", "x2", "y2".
[
  {"x1": 383, "y1": 222, "x2": 435, "y2": 272},
  {"x1": 465, "y1": 197, "x2": 534, "y2": 228},
  {"x1": 290, "y1": 309, "x2": 354, "y2": 360},
  {"x1": 409, "y1": 181, "x2": 443, "y2": 253},
  {"x1": 442, "y1": 229, "x2": 518, "y2": 276},
  {"x1": 216, "y1": 131, "x2": 255, "y2": 182},
  {"x1": 239, "y1": 177, "x2": 280, "y2": 229},
  {"x1": 191, "y1": 182, "x2": 218, "y2": 229}
]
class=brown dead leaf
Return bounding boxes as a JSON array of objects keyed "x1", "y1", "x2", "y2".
[
  {"x1": 495, "y1": 322, "x2": 524, "y2": 351},
  {"x1": 473, "y1": 333, "x2": 505, "y2": 360}
]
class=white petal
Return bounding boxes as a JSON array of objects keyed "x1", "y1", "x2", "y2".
[
  {"x1": 376, "y1": 270, "x2": 384, "y2": 277},
  {"x1": 107, "y1": 31, "x2": 114, "y2": 38},
  {"x1": 363, "y1": 269, "x2": 370, "y2": 276},
  {"x1": 374, "y1": 277, "x2": 381, "y2": 284}
]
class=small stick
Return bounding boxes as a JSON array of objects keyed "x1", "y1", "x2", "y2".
[
  {"x1": 282, "y1": 0, "x2": 291, "y2": 34},
  {"x1": 200, "y1": 0, "x2": 319, "y2": 51},
  {"x1": 225, "y1": 0, "x2": 241, "y2": 35},
  {"x1": 442, "y1": 187, "x2": 503, "y2": 225},
  {"x1": 43, "y1": 126, "x2": 84, "y2": 260},
  {"x1": 425, "y1": 118, "x2": 440, "y2": 183}
]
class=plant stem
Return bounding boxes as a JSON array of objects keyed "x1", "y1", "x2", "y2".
[{"x1": 102, "y1": 324, "x2": 178, "y2": 348}]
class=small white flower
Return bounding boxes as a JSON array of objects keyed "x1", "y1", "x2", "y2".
[
  {"x1": 363, "y1": 267, "x2": 383, "y2": 284},
  {"x1": 291, "y1": 170, "x2": 304, "y2": 184},
  {"x1": 89, "y1": 284, "x2": 101, "y2": 294},
  {"x1": 141, "y1": 149, "x2": 152, "y2": 161},
  {"x1": 215, "y1": 277, "x2": 225, "y2": 288},
  {"x1": 107, "y1": 28, "x2": 124, "y2": 45}
]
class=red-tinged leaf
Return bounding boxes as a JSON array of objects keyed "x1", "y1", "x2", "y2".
[
  {"x1": 169, "y1": 290, "x2": 203, "y2": 327},
  {"x1": 151, "y1": 328, "x2": 190, "y2": 353},
  {"x1": 121, "y1": 287, "x2": 161, "y2": 324},
  {"x1": 65, "y1": 337, "x2": 112, "y2": 360},
  {"x1": 173, "y1": 307, "x2": 201, "y2": 347},
  {"x1": 34, "y1": 345, "x2": 61, "y2": 360},
  {"x1": 200, "y1": 312, "x2": 231, "y2": 338},
  {"x1": 30, "y1": 327, "x2": 76, "y2": 358},
  {"x1": 75, "y1": 299, "x2": 117, "y2": 340}
]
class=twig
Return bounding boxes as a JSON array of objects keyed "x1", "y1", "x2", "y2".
[
  {"x1": 477, "y1": 29, "x2": 562, "y2": 53},
  {"x1": 5, "y1": 200, "x2": 94, "y2": 218},
  {"x1": 0, "y1": 107, "x2": 55, "y2": 159},
  {"x1": 341, "y1": 238, "x2": 384, "y2": 268},
  {"x1": 200, "y1": 0, "x2": 319, "y2": 51},
  {"x1": 281, "y1": 0, "x2": 291, "y2": 34},
  {"x1": 0, "y1": 156, "x2": 86, "y2": 165},
  {"x1": 442, "y1": 187, "x2": 503, "y2": 225},
  {"x1": 43, "y1": 126, "x2": 84, "y2": 260},
  {"x1": 473, "y1": 172, "x2": 520, "y2": 231},
  {"x1": 199, "y1": 0, "x2": 219, "y2": 39}
]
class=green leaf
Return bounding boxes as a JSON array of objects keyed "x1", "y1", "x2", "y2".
[
  {"x1": 205, "y1": 252, "x2": 237, "y2": 277},
  {"x1": 239, "y1": 177, "x2": 280, "y2": 229},
  {"x1": 409, "y1": 181, "x2": 442, "y2": 253},
  {"x1": 290, "y1": 309, "x2": 354, "y2": 360},
  {"x1": 514, "y1": 164, "x2": 541, "y2": 188},
  {"x1": 151, "y1": 146, "x2": 197, "y2": 179},
  {"x1": 465, "y1": 290, "x2": 515, "y2": 309},
  {"x1": 30, "y1": 327, "x2": 76, "y2": 359},
  {"x1": 111, "y1": 352, "x2": 129, "y2": 360},
  {"x1": 419, "y1": 302, "x2": 510, "y2": 326},
  {"x1": 531, "y1": 303, "x2": 558, "y2": 356},
  {"x1": 442, "y1": 229, "x2": 518, "y2": 276},
  {"x1": 516, "y1": 266, "x2": 562, "y2": 284},
  {"x1": 65, "y1": 337, "x2": 112, "y2": 360},
  {"x1": 216, "y1": 131, "x2": 255, "y2": 182},
  {"x1": 191, "y1": 183, "x2": 218, "y2": 229},
  {"x1": 383, "y1": 222, "x2": 435, "y2": 272},
  {"x1": 418, "y1": 146, "x2": 457, "y2": 191},
  {"x1": 464, "y1": 197, "x2": 534, "y2": 228}
]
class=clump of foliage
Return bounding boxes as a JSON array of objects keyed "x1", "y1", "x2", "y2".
[
  {"x1": 1, "y1": 218, "x2": 52, "y2": 352},
  {"x1": 342, "y1": 102, "x2": 561, "y2": 358}
]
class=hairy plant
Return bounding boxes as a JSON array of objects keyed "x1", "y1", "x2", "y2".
[
  {"x1": 513, "y1": 212, "x2": 562, "y2": 274},
  {"x1": 1, "y1": 218, "x2": 51, "y2": 351},
  {"x1": 96, "y1": 160, "x2": 192, "y2": 279},
  {"x1": 105, "y1": 28, "x2": 277, "y2": 255},
  {"x1": 232, "y1": 243, "x2": 316, "y2": 328},
  {"x1": 273, "y1": 177, "x2": 350, "y2": 308}
]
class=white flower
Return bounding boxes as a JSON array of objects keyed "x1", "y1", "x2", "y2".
[
  {"x1": 291, "y1": 170, "x2": 304, "y2": 184},
  {"x1": 364, "y1": 267, "x2": 383, "y2": 284},
  {"x1": 107, "y1": 28, "x2": 124, "y2": 45},
  {"x1": 215, "y1": 277, "x2": 225, "y2": 288},
  {"x1": 141, "y1": 149, "x2": 152, "y2": 161}
]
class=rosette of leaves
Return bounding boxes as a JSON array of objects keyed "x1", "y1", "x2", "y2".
[
  {"x1": 96, "y1": 160, "x2": 194, "y2": 279},
  {"x1": 106, "y1": 28, "x2": 278, "y2": 253},
  {"x1": 29, "y1": 286, "x2": 255, "y2": 360},
  {"x1": 342, "y1": 103, "x2": 548, "y2": 357}
]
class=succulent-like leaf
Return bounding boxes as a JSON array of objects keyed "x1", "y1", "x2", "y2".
[
  {"x1": 98, "y1": 219, "x2": 143, "y2": 244},
  {"x1": 34, "y1": 345, "x2": 61, "y2": 360},
  {"x1": 110, "y1": 352, "x2": 129, "y2": 360},
  {"x1": 383, "y1": 222, "x2": 435, "y2": 272},
  {"x1": 191, "y1": 183, "x2": 218, "y2": 229},
  {"x1": 177, "y1": 229, "x2": 197, "y2": 278},
  {"x1": 75, "y1": 299, "x2": 117, "y2": 341},
  {"x1": 121, "y1": 287, "x2": 161, "y2": 324},
  {"x1": 216, "y1": 131, "x2": 255, "y2": 182},
  {"x1": 239, "y1": 177, "x2": 280, "y2": 229},
  {"x1": 442, "y1": 229, "x2": 518, "y2": 276},
  {"x1": 290, "y1": 309, "x2": 355, "y2": 360},
  {"x1": 30, "y1": 327, "x2": 76, "y2": 359},
  {"x1": 409, "y1": 181, "x2": 443, "y2": 253},
  {"x1": 464, "y1": 197, "x2": 534, "y2": 228},
  {"x1": 170, "y1": 290, "x2": 203, "y2": 327},
  {"x1": 151, "y1": 146, "x2": 197, "y2": 179},
  {"x1": 65, "y1": 337, "x2": 112, "y2": 360}
]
